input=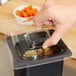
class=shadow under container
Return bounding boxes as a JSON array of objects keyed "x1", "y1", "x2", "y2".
[{"x1": 6, "y1": 29, "x2": 72, "y2": 76}]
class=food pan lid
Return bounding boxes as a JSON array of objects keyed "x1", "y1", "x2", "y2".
[{"x1": 6, "y1": 29, "x2": 72, "y2": 69}]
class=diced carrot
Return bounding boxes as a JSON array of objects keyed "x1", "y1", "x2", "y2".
[
  {"x1": 23, "y1": 7, "x2": 29, "y2": 12},
  {"x1": 34, "y1": 8, "x2": 38, "y2": 12},
  {"x1": 28, "y1": 5, "x2": 33, "y2": 9},
  {"x1": 26, "y1": 9, "x2": 33, "y2": 16},
  {"x1": 32, "y1": 8, "x2": 38, "y2": 15},
  {"x1": 24, "y1": 5, "x2": 33, "y2": 11},
  {"x1": 28, "y1": 14, "x2": 33, "y2": 17},
  {"x1": 16, "y1": 5, "x2": 38, "y2": 17},
  {"x1": 21, "y1": 9, "x2": 25, "y2": 12},
  {"x1": 16, "y1": 10, "x2": 23, "y2": 17},
  {"x1": 22, "y1": 11, "x2": 28, "y2": 17}
]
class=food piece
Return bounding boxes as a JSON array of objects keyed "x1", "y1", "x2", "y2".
[
  {"x1": 36, "y1": 48, "x2": 53, "y2": 56},
  {"x1": 23, "y1": 47, "x2": 53, "y2": 59},
  {"x1": 21, "y1": 11, "x2": 28, "y2": 17},
  {"x1": 23, "y1": 50, "x2": 37, "y2": 58},
  {"x1": 23, "y1": 7, "x2": 29, "y2": 12},
  {"x1": 23, "y1": 5, "x2": 32, "y2": 11},
  {"x1": 43, "y1": 48, "x2": 53, "y2": 56},
  {"x1": 26, "y1": 9, "x2": 33, "y2": 16},
  {"x1": 36, "y1": 49, "x2": 43, "y2": 56},
  {"x1": 28, "y1": 5, "x2": 33, "y2": 9},
  {"x1": 16, "y1": 10, "x2": 23, "y2": 17},
  {"x1": 32, "y1": 8, "x2": 38, "y2": 15}
]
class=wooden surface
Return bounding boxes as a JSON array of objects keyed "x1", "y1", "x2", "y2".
[
  {"x1": 62, "y1": 26, "x2": 76, "y2": 58},
  {"x1": 0, "y1": 0, "x2": 76, "y2": 58},
  {"x1": 0, "y1": 0, "x2": 49, "y2": 36},
  {"x1": 0, "y1": 0, "x2": 45, "y2": 20}
]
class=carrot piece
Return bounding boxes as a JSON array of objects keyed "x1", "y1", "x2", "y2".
[
  {"x1": 32, "y1": 8, "x2": 38, "y2": 15},
  {"x1": 34, "y1": 8, "x2": 38, "y2": 12},
  {"x1": 28, "y1": 5, "x2": 33, "y2": 9},
  {"x1": 16, "y1": 5, "x2": 38, "y2": 18},
  {"x1": 23, "y1": 7, "x2": 29, "y2": 12},
  {"x1": 24, "y1": 5, "x2": 33, "y2": 11},
  {"x1": 22, "y1": 11, "x2": 28, "y2": 17},
  {"x1": 16, "y1": 10, "x2": 23, "y2": 17},
  {"x1": 26, "y1": 9, "x2": 33, "y2": 16}
]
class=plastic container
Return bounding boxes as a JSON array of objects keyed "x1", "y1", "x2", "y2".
[{"x1": 6, "y1": 29, "x2": 72, "y2": 76}]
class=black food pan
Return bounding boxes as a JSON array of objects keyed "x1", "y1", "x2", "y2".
[{"x1": 6, "y1": 29, "x2": 72, "y2": 69}]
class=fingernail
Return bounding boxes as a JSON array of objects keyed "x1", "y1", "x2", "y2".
[{"x1": 42, "y1": 45, "x2": 48, "y2": 49}]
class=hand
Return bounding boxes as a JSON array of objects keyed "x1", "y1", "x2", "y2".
[{"x1": 33, "y1": 0, "x2": 76, "y2": 49}]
